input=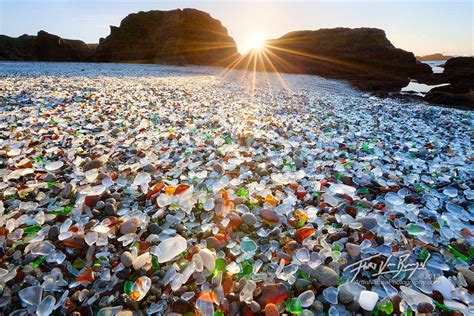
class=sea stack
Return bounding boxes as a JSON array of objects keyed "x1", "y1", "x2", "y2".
[
  {"x1": 95, "y1": 8, "x2": 240, "y2": 65},
  {"x1": 236, "y1": 27, "x2": 432, "y2": 91}
]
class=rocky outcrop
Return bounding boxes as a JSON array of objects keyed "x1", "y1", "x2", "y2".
[
  {"x1": 36, "y1": 31, "x2": 95, "y2": 61},
  {"x1": 424, "y1": 57, "x2": 474, "y2": 108},
  {"x1": 0, "y1": 34, "x2": 37, "y2": 60},
  {"x1": 443, "y1": 57, "x2": 474, "y2": 85},
  {"x1": 95, "y1": 9, "x2": 239, "y2": 65},
  {"x1": 236, "y1": 28, "x2": 431, "y2": 91},
  {"x1": 0, "y1": 31, "x2": 95, "y2": 61}
]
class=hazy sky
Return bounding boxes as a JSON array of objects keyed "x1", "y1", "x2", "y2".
[{"x1": 0, "y1": 0, "x2": 472, "y2": 56}]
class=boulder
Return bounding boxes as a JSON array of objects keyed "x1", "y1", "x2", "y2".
[
  {"x1": 235, "y1": 28, "x2": 431, "y2": 91},
  {"x1": 424, "y1": 57, "x2": 474, "y2": 109},
  {"x1": 95, "y1": 8, "x2": 239, "y2": 65},
  {"x1": 443, "y1": 56, "x2": 474, "y2": 87}
]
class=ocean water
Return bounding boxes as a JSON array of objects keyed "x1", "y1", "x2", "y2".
[
  {"x1": 401, "y1": 60, "x2": 448, "y2": 96},
  {"x1": 423, "y1": 60, "x2": 445, "y2": 74}
]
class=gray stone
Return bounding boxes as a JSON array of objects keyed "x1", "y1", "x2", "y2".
[
  {"x1": 459, "y1": 268, "x2": 474, "y2": 287},
  {"x1": 338, "y1": 287, "x2": 354, "y2": 304},
  {"x1": 315, "y1": 266, "x2": 338, "y2": 287},
  {"x1": 95, "y1": 201, "x2": 105, "y2": 210},
  {"x1": 44, "y1": 173, "x2": 56, "y2": 182},
  {"x1": 356, "y1": 216, "x2": 377, "y2": 229},
  {"x1": 149, "y1": 223, "x2": 161, "y2": 234},
  {"x1": 60, "y1": 183, "x2": 75, "y2": 198},
  {"x1": 105, "y1": 203, "x2": 116, "y2": 215},
  {"x1": 346, "y1": 242, "x2": 361, "y2": 257},
  {"x1": 143, "y1": 164, "x2": 156, "y2": 173},
  {"x1": 241, "y1": 213, "x2": 257, "y2": 226},
  {"x1": 120, "y1": 218, "x2": 140, "y2": 235},
  {"x1": 206, "y1": 236, "x2": 222, "y2": 250},
  {"x1": 83, "y1": 159, "x2": 104, "y2": 171},
  {"x1": 121, "y1": 251, "x2": 134, "y2": 268}
]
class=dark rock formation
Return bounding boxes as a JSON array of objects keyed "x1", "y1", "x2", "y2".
[
  {"x1": 0, "y1": 31, "x2": 95, "y2": 61},
  {"x1": 416, "y1": 53, "x2": 453, "y2": 61},
  {"x1": 95, "y1": 8, "x2": 239, "y2": 65},
  {"x1": 424, "y1": 57, "x2": 474, "y2": 109},
  {"x1": 235, "y1": 28, "x2": 431, "y2": 91},
  {"x1": 0, "y1": 34, "x2": 37, "y2": 60},
  {"x1": 36, "y1": 31, "x2": 95, "y2": 61},
  {"x1": 443, "y1": 56, "x2": 474, "y2": 85}
]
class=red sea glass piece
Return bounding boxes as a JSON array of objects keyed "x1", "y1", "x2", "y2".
[
  {"x1": 257, "y1": 284, "x2": 289, "y2": 306},
  {"x1": 260, "y1": 209, "x2": 279, "y2": 223},
  {"x1": 294, "y1": 226, "x2": 315, "y2": 243},
  {"x1": 76, "y1": 268, "x2": 94, "y2": 282},
  {"x1": 64, "y1": 238, "x2": 85, "y2": 249},
  {"x1": 174, "y1": 184, "x2": 190, "y2": 195},
  {"x1": 147, "y1": 183, "x2": 164, "y2": 199},
  {"x1": 226, "y1": 212, "x2": 242, "y2": 228}
]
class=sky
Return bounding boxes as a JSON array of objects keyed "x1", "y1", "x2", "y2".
[{"x1": 0, "y1": 0, "x2": 472, "y2": 56}]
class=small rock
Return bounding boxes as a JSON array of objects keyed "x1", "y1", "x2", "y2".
[
  {"x1": 121, "y1": 252, "x2": 134, "y2": 268},
  {"x1": 338, "y1": 287, "x2": 354, "y2": 304},
  {"x1": 143, "y1": 164, "x2": 156, "y2": 173},
  {"x1": 294, "y1": 278, "x2": 312, "y2": 291},
  {"x1": 206, "y1": 237, "x2": 222, "y2": 250},
  {"x1": 212, "y1": 163, "x2": 223, "y2": 174},
  {"x1": 44, "y1": 173, "x2": 56, "y2": 182},
  {"x1": 242, "y1": 213, "x2": 257, "y2": 226},
  {"x1": 417, "y1": 302, "x2": 434, "y2": 313},
  {"x1": 311, "y1": 300, "x2": 324, "y2": 311},
  {"x1": 95, "y1": 200, "x2": 105, "y2": 210},
  {"x1": 110, "y1": 127, "x2": 121, "y2": 136},
  {"x1": 60, "y1": 183, "x2": 75, "y2": 198},
  {"x1": 120, "y1": 218, "x2": 140, "y2": 235},
  {"x1": 149, "y1": 223, "x2": 161, "y2": 234},
  {"x1": 314, "y1": 266, "x2": 338, "y2": 287},
  {"x1": 83, "y1": 159, "x2": 105, "y2": 171},
  {"x1": 356, "y1": 217, "x2": 377, "y2": 229},
  {"x1": 346, "y1": 242, "x2": 361, "y2": 257},
  {"x1": 174, "y1": 223, "x2": 187, "y2": 234},
  {"x1": 103, "y1": 202, "x2": 115, "y2": 215},
  {"x1": 459, "y1": 268, "x2": 474, "y2": 287},
  {"x1": 260, "y1": 209, "x2": 279, "y2": 223},
  {"x1": 48, "y1": 226, "x2": 60, "y2": 240}
]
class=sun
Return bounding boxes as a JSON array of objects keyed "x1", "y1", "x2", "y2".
[{"x1": 248, "y1": 35, "x2": 265, "y2": 50}]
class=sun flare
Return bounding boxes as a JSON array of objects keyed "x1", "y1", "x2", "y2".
[{"x1": 248, "y1": 35, "x2": 265, "y2": 51}]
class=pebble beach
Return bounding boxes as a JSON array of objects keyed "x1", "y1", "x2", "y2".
[{"x1": 0, "y1": 62, "x2": 473, "y2": 315}]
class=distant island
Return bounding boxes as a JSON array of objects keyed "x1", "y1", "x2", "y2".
[
  {"x1": 0, "y1": 8, "x2": 472, "y2": 108},
  {"x1": 416, "y1": 53, "x2": 453, "y2": 61}
]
